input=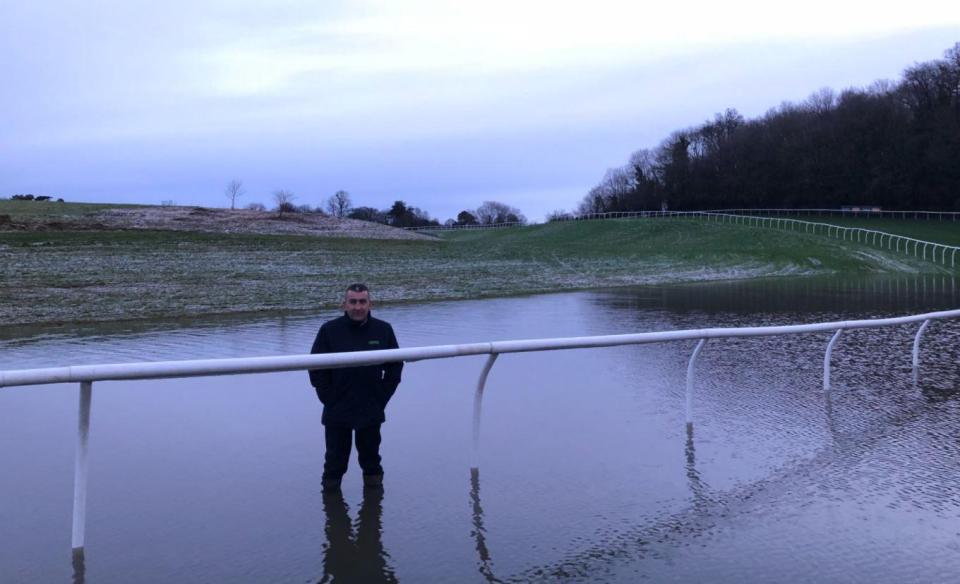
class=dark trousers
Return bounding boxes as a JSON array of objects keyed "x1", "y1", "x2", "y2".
[{"x1": 324, "y1": 424, "x2": 383, "y2": 481}]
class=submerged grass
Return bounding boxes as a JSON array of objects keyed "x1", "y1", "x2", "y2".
[{"x1": 0, "y1": 217, "x2": 949, "y2": 329}]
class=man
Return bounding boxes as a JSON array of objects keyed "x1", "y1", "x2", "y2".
[{"x1": 309, "y1": 283, "x2": 403, "y2": 493}]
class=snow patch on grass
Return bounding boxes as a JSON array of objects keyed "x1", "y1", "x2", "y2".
[{"x1": 851, "y1": 249, "x2": 922, "y2": 273}]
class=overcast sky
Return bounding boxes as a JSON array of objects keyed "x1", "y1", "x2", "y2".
[{"x1": 2, "y1": 1, "x2": 958, "y2": 222}]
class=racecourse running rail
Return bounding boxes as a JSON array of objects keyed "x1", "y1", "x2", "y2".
[
  {"x1": 410, "y1": 210, "x2": 960, "y2": 268},
  {"x1": 2, "y1": 309, "x2": 959, "y2": 555}
]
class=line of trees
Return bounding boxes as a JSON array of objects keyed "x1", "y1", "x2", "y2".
[
  {"x1": 347, "y1": 200, "x2": 440, "y2": 228},
  {"x1": 449, "y1": 201, "x2": 527, "y2": 226},
  {"x1": 576, "y1": 43, "x2": 960, "y2": 215},
  {"x1": 223, "y1": 181, "x2": 527, "y2": 229}
]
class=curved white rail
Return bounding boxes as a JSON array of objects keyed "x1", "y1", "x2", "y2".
[
  {"x1": 568, "y1": 208, "x2": 960, "y2": 222},
  {"x1": 704, "y1": 212, "x2": 959, "y2": 268},
  {"x1": 2, "y1": 308, "x2": 959, "y2": 554},
  {"x1": 4, "y1": 309, "x2": 959, "y2": 389},
  {"x1": 415, "y1": 209, "x2": 959, "y2": 268}
]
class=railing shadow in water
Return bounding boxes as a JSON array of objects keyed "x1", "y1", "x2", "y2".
[
  {"x1": 470, "y1": 467, "x2": 502, "y2": 583},
  {"x1": 71, "y1": 548, "x2": 85, "y2": 584}
]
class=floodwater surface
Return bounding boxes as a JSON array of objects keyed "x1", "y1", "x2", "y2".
[{"x1": 1, "y1": 275, "x2": 959, "y2": 583}]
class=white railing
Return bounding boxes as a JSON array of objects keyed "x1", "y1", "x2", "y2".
[
  {"x1": 406, "y1": 209, "x2": 959, "y2": 250},
  {"x1": 700, "y1": 212, "x2": 960, "y2": 268},
  {"x1": 549, "y1": 210, "x2": 960, "y2": 268},
  {"x1": 566, "y1": 208, "x2": 960, "y2": 221},
  {"x1": 2, "y1": 308, "x2": 959, "y2": 555},
  {"x1": 407, "y1": 221, "x2": 526, "y2": 232},
  {"x1": 707, "y1": 208, "x2": 960, "y2": 221}
]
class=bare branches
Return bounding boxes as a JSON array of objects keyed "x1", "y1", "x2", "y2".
[{"x1": 225, "y1": 179, "x2": 245, "y2": 210}]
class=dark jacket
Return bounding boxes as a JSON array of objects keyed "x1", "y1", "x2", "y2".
[{"x1": 309, "y1": 313, "x2": 402, "y2": 428}]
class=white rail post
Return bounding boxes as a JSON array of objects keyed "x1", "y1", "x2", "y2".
[
  {"x1": 471, "y1": 354, "x2": 499, "y2": 470},
  {"x1": 72, "y1": 381, "x2": 93, "y2": 553},
  {"x1": 685, "y1": 339, "x2": 708, "y2": 430},
  {"x1": 823, "y1": 329, "x2": 843, "y2": 391},
  {"x1": 912, "y1": 320, "x2": 931, "y2": 384}
]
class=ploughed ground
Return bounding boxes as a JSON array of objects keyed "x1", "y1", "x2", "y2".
[{"x1": 0, "y1": 205, "x2": 434, "y2": 240}]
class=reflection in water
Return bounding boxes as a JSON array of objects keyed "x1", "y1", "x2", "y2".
[
  {"x1": 469, "y1": 468, "x2": 501, "y2": 583},
  {"x1": 467, "y1": 426, "x2": 715, "y2": 582},
  {"x1": 512, "y1": 374, "x2": 957, "y2": 582},
  {"x1": 595, "y1": 274, "x2": 959, "y2": 316},
  {"x1": 319, "y1": 490, "x2": 396, "y2": 584},
  {"x1": 823, "y1": 390, "x2": 837, "y2": 439},
  {"x1": 71, "y1": 548, "x2": 85, "y2": 584},
  {"x1": 685, "y1": 425, "x2": 711, "y2": 511}
]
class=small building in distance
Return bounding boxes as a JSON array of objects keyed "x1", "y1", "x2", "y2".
[{"x1": 841, "y1": 205, "x2": 882, "y2": 213}]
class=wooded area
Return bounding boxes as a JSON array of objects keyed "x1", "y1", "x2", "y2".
[{"x1": 578, "y1": 43, "x2": 960, "y2": 215}]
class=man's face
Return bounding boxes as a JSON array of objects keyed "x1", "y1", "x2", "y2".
[{"x1": 343, "y1": 290, "x2": 372, "y2": 322}]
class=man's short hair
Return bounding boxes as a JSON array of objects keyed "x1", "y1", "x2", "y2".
[{"x1": 345, "y1": 283, "x2": 369, "y2": 295}]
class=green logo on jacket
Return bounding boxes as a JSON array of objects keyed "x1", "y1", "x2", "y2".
[{"x1": 368, "y1": 340, "x2": 381, "y2": 346}]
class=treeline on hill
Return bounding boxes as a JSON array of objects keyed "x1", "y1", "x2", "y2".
[
  {"x1": 255, "y1": 194, "x2": 444, "y2": 228},
  {"x1": 570, "y1": 43, "x2": 960, "y2": 218},
  {"x1": 266, "y1": 188, "x2": 527, "y2": 228},
  {"x1": 349, "y1": 199, "x2": 526, "y2": 227}
]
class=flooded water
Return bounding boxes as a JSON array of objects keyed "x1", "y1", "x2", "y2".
[{"x1": 1, "y1": 274, "x2": 959, "y2": 583}]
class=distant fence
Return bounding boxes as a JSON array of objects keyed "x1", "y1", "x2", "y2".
[
  {"x1": 3, "y1": 309, "x2": 960, "y2": 555},
  {"x1": 407, "y1": 221, "x2": 526, "y2": 232},
  {"x1": 407, "y1": 208, "x2": 960, "y2": 233},
  {"x1": 567, "y1": 208, "x2": 960, "y2": 222},
  {"x1": 701, "y1": 212, "x2": 959, "y2": 268},
  {"x1": 409, "y1": 209, "x2": 958, "y2": 268}
]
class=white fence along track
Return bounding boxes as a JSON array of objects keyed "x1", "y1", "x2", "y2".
[
  {"x1": 413, "y1": 209, "x2": 959, "y2": 269},
  {"x1": 699, "y1": 212, "x2": 959, "y2": 268}
]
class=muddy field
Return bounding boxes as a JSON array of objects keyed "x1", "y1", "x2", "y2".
[
  {"x1": 2, "y1": 213, "x2": 945, "y2": 334},
  {"x1": 0, "y1": 205, "x2": 433, "y2": 241}
]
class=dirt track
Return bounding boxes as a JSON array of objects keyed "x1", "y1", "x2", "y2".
[{"x1": 0, "y1": 205, "x2": 434, "y2": 240}]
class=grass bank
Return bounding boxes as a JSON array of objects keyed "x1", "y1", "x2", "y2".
[
  {"x1": 0, "y1": 200, "x2": 145, "y2": 217},
  {"x1": 0, "y1": 218, "x2": 948, "y2": 329}
]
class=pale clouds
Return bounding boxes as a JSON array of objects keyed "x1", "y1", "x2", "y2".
[{"x1": 1, "y1": 0, "x2": 958, "y2": 221}]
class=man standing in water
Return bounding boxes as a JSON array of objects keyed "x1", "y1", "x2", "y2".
[{"x1": 309, "y1": 283, "x2": 403, "y2": 493}]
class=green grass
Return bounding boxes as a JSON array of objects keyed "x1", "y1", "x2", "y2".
[
  {"x1": 2, "y1": 217, "x2": 949, "y2": 329},
  {"x1": 795, "y1": 215, "x2": 960, "y2": 246},
  {"x1": 0, "y1": 199, "x2": 148, "y2": 217},
  {"x1": 438, "y1": 218, "x2": 938, "y2": 268}
]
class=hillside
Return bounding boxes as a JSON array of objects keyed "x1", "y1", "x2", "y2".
[{"x1": 0, "y1": 201, "x2": 432, "y2": 240}]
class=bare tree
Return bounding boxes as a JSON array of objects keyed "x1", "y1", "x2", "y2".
[
  {"x1": 273, "y1": 189, "x2": 296, "y2": 218},
  {"x1": 475, "y1": 201, "x2": 526, "y2": 224},
  {"x1": 577, "y1": 185, "x2": 607, "y2": 215},
  {"x1": 225, "y1": 179, "x2": 245, "y2": 210},
  {"x1": 805, "y1": 87, "x2": 836, "y2": 115},
  {"x1": 325, "y1": 190, "x2": 352, "y2": 217}
]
